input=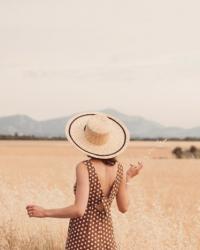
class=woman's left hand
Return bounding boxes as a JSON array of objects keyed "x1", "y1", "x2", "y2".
[
  {"x1": 26, "y1": 204, "x2": 46, "y2": 218},
  {"x1": 126, "y1": 161, "x2": 143, "y2": 182}
]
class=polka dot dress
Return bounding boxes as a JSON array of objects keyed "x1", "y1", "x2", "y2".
[{"x1": 65, "y1": 159, "x2": 123, "y2": 250}]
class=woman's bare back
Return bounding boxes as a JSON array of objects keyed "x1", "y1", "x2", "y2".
[{"x1": 90, "y1": 159, "x2": 119, "y2": 198}]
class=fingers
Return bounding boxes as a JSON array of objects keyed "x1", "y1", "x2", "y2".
[
  {"x1": 26, "y1": 204, "x2": 36, "y2": 217},
  {"x1": 26, "y1": 207, "x2": 34, "y2": 212},
  {"x1": 129, "y1": 162, "x2": 143, "y2": 172},
  {"x1": 28, "y1": 212, "x2": 34, "y2": 217},
  {"x1": 27, "y1": 209, "x2": 34, "y2": 217},
  {"x1": 26, "y1": 204, "x2": 34, "y2": 209},
  {"x1": 130, "y1": 162, "x2": 143, "y2": 168},
  {"x1": 27, "y1": 207, "x2": 34, "y2": 216},
  {"x1": 27, "y1": 208, "x2": 34, "y2": 212},
  {"x1": 130, "y1": 164, "x2": 138, "y2": 169},
  {"x1": 138, "y1": 161, "x2": 143, "y2": 170}
]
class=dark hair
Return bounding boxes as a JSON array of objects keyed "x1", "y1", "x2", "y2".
[{"x1": 87, "y1": 155, "x2": 117, "y2": 166}]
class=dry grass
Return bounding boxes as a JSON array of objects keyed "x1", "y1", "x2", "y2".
[{"x1": 0, "y1": 140, "x2": 200, "y2": 250}]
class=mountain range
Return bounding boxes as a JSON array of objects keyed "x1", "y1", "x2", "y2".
[{"x1": 0, "y1": 109, "x2": 199, "y2": 139}]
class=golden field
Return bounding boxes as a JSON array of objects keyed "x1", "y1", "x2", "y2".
[{"x1": 0, "y1": 140, "x2": 200, "y2": 250}]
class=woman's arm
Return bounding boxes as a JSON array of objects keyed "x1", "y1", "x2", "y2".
[
  {"x1": 116, "y1": 161, "x2": 143, "y2": 213},
  {"x1": 26, "y1": 161, "x2": 89, "y2": 219},
  {"x1": 46, "y1": 204, "x2": 84, "y2": 218},
  {"x1": 116, "y1": 170, "x2": 130, "y2": 213}
]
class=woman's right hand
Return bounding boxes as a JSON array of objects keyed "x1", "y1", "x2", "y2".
[{"x1": 126, "y1": 161, "x2": 143, "y2": 182}]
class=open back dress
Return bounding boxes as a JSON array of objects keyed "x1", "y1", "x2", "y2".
[{"x1": 65, "y1": 159, "x2": 123, "y2": 250}]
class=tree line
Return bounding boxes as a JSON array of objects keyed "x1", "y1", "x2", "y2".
[{"x1": 0, "y1": 133, "x2": 200, "y2": 141}]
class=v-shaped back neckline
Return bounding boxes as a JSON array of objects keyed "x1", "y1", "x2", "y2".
[{"x1": 89, "y1": 159, "x2": 119, "y2": 199}]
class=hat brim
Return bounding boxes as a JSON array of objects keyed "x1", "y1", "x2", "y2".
[{"x1": 65, "y1": 112, "x2": 130, "y2": 159}]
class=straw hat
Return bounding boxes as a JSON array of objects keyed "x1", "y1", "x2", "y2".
[{"x1": 65, "y1": 111, "x2": 130, "y2": 159}]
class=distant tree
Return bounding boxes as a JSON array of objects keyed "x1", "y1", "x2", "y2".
[
  {"x1": 189, "y1": 145, "x2": 198, "y2": 158},
  {"x1": 190, "y1": 146, "x2": 197, "y2": 153},
  {"x1": 172, "y1": 147, "x2": 183, "y2": 158}
]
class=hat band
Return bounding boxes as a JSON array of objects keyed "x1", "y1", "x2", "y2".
[{"x1": 84, "y1": 125, "x2": 109, "y2": 145}]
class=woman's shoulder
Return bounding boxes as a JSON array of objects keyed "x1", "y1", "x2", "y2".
[
  {"x1": 75, "y1": 159, "x2": 90, "y2": 169},
  {"x1": 74, "y1": 160, "x2": 90, "y2": 179}
]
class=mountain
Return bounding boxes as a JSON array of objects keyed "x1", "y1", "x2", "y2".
[
  {"x1": 0, "y1": 109, "x2": 200, "y2": 139},
  {"x1": 0, "y1": 114, "x2": 70, "y2": 137}
]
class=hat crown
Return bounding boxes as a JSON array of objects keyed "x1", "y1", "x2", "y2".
[
  {"x1": 85, "y1": 114, "x2": 112, "y2": 145},
  {"x1": 87, "y1": 114, "x2": 111, "y2": 133}
]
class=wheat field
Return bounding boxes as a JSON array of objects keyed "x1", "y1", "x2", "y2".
[{"x1": 0, "y1": 140, "x2": 200, "y2": 250}]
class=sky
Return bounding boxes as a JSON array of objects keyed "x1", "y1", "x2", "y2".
[{"x1": 0, "y1": 0, "x2": 200, "y2": 128}]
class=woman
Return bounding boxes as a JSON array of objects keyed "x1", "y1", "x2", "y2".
[{"x1": 26, "y1": 112, "x2": 143, "y2": 250}]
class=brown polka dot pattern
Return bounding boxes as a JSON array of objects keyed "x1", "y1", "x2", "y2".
[{"x1": 65, "y1": 159, "x2": 123, "y2": 250}]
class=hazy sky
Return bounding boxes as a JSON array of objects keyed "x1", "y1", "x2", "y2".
[{"x1": 0, "y1": 0, "x2": 200, "y2": 128}]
